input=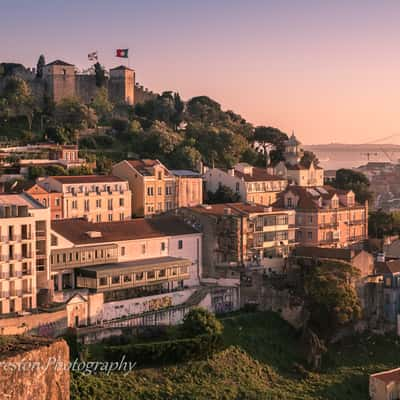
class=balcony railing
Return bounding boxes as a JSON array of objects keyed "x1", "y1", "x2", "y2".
[
  {"x1": 318, "y1": 223, "x2": 339, "y2": 229},
  {"x1": 10, "y1": 271, "x2": 23, "y2": 278},
  {"x1": 10, "y1": 289, "x2": 22, "y2": 297},
  {"x1": 346, "y1": 220, "x2": 365, "y2": 226},
  {"x1": 0, "y1": 291, "x2": 9, "y2": 298},
  {"x1": 0, "y1": 272, "x2": 9, "y2": 279},
  {"x1": 348, "y1": 235, "x2": 366, "y2": 241}
]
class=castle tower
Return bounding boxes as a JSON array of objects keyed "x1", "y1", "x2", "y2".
[
  {"x1": 109, "y1": 66, "x2": 135, "y2": 105},
  {"x1": 284, "y1": 132, "x2": 303, "y2": 166},
  {"x1": 42, "y1": 60, "x2": 76, "y2": 103}
]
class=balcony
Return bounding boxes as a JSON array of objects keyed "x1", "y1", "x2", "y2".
[
  {"x1": 348, "y1": 235, "x2": 366, "y2": 242},
  {"x1": 318, "y1": 222, "x2": 339, "y2": 229},
  {"x1": 36, "y1": 231, "x2": 47, "y2": 239},
  {"x1": 0, "y1": 291, "x2": 9, "y2": 298},
  {"x1": 10, "y1": 270, "x2": 23, "y2": 278},
  {"x1": 346, "y1": 220, "x2": 365, "y2": 226},
  {"x1": 0, "y1": 272, "x2": 10, "y2": 279},
  {"x1": 10, "y1": 289, "x2": 22, "y2": 297},
  {"x1": 318, "y1": 237, "x2": 340, "y2": 244}
]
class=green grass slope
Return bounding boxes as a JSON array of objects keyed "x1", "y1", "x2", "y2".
[{"x1": 71, "y1": 312, "x2": 400, "y2": 400}]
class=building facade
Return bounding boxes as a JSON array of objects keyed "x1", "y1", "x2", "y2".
[
  {"x1": 204, "y1": 163, "x2": 287, "y2": 206},
  {"x1": 112, "y1": 159, "x2": 176, "y2": 217},
  {"x1": 274, "y1": 133, "x2": 324, "y2": 187},
  {"x1": 170, "y1": 170, "x2": 203, "y2": 208},
  {"x1": 275, "y1": 185, "x2": 368, "y2": 248},
  {"x1": 36, "y1": 175, "x2": 131, "y2": 222},
  {"x1": 177, "y1": 202, "x2": 295, "y2": 277},
  {"x1": 49, "y1": 216, "x2": 202, "y2": 302},
  {"x1": 0, "y1": 194, "x2": 51, "y2": 315}
]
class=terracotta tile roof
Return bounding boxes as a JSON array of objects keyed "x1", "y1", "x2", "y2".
[
  {"x1": 188, "y1": 202, "x2": 287, "y2": 216},
  {"x1": 375, "y1": 260, "x2": 400, "y2": 275},
  {"x1": 127, "y1": 159, "x2": 171, "y2": 177},
  {"x1": 49, "y1": 175, "x2": 126, "y2": 184},
  {"x1": 274, "y1": 185, "x2": 356, "y2": 211},
  {"x1": 51, "y1": 216, "x2": 199, "y2": 245},
  {"x1": 371, "y1": 368, "x2": 400, "y2": 384},
  {"x1": 234, "y1": 167, "x2": 285, "y2": 182}
]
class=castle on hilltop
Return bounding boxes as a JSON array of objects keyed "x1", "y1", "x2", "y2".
[{"x1": 0, "y1": 59, "x2": 156, "y2": 105}]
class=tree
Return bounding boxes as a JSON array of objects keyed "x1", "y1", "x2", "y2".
[
  {"x1": 253, "y1": 126, "x2": 288, "y2": 166},
  {"x1": 302, "y1": 259, "x2": 361, "y2": 337},
  {"x1": 36, "y1": 55, "x2": 45, "y2": 78},
  {"x1": 170, "y1": 145, "x2": 202, "y2": 170},
  {"x1": 207, "y1": 184, "x2": 241, "y2": 204},
  {"x1": 368, "y1": 210, "x2": 395, "y2": 238},
  {"x1": 54, "y1": 97, "x2": 98, "y2": 142},
  {"x1": 332, "y1": 169, "x2": 373, "y2": 204},
  {"x1": 91, "y1": 87, "x2": 112, "y2": 123},
  {"x1": 2, "y1": 77, "x2": 35, "y2": 130},
  {"x1": 94, "y1": 62, "x2": 106, "y2": 88},
  {"x1": 300, "y1": 150, "x2": 319, "y2": 167},
  {"x1": 181, "y1": 307, "x2": 223, "y2": 337}
]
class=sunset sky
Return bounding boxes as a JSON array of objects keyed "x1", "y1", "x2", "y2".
[{"x1": 2, "y1": 0, "x2": 400, "y2": 144}]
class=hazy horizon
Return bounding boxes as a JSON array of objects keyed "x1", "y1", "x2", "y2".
[{"x1": 2, "y1": 0, "x2": 400, "y2": 145}]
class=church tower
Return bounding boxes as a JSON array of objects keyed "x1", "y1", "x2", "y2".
[{"x1": 284, "y1": 132, "x2": 303, "y2": 166}]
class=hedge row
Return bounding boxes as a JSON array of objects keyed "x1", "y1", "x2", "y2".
[{"x1": 104, "y1": 334, "x2": 222, "y2": 366}]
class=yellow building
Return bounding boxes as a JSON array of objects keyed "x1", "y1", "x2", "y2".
[
  {"x1": 204, "y1": 163, "x2": 287, "y2": 206},
  {"x1": 37, "y1": 175, "x2": 132, "y2": 222},
  {"x1": 112, "y1": 159, "x2": 176, "y2": 217}
]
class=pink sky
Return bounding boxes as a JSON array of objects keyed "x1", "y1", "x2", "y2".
[{"x1": 2, "y1": 0, "x2": 400, "y2": 144}]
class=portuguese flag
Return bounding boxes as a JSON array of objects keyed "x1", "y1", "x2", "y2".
[{"x1": 116, "y1": 49, "x2": 129, "y2": 58}]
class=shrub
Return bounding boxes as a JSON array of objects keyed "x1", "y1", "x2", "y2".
[{"x1": 181, "y1": 307, "x2": 223, "y2": 337}]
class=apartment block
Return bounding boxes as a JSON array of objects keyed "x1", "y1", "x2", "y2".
[
  {"x1": 204, "y1": 163, "x2": 287, "y2": 206},
  {"x1": 275, "y1": 185, "x2": 368, "y2": 248},
  {"x1": 0, "y1": 194, "x2": 51, "y2": 315},
  {"x1": 177, "y1": 202, "x2": 295, "y2": 276},
  {"x1": 50, "y1": 216, "x2": 202, "y2": 302},
  {"x1": 112, "y1": 159, "x2": 176, "y2": 217},
  {"x1": 36, "y1": 175, "x2": 131, "y2": 222},
  {"x1": 171, "y1": 170, "x2": 203, "y2": 208}
]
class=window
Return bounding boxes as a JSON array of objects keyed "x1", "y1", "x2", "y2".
[
  {"x1": 96, "y1": 214, "x2": 101, "y2": 222},
  {"x1": 157, "y1": 187, "x2": 162, "y2": 195},
  {"x1": 141, "y1": 244, "x2": 146, "y2": 254},
  {"x1": 72, "y1": 200, "x2": 78, "y2": 209},
  {"x1": 178, "y1": 240, "x2": 183, "y2": 249},
  {"x1": 147, "y1": 187, "x2": 154, "y2": 196},
  {"x1": 307, "y1": 231, "x2": 313, "y2": 240},
  {"x1": 123, "y1": 275, "x2": 132, "y2": 283},
  {"x1": 166, "y1": 186, "x2": 173, "y2": 195},
  {"x1": 108, "y1": 214, "x2": 113, "y2": 222},
  {"x1": 111, "y1": 275, "x2": 120, "y2": 285},
  {"x1": 158, "y1": 269, "x2": 166, "y2": 278},
  {"x1": 121, "y1": 247, "x2": 125, "y2": 256},
  {"x1": 147, "y1": 271, "x2": 155, "y2": 280},
  {"x1": 96, "y1": 199, "x2": 101, "y2": 208},
  {"x1": 158, "y1": 171, "x2": 162, "y2": 180},
  {"x1": 135, "y1": 272, "x2": 143, "y2": 281},
  {"x1": 99, "y1": 277, "x2": 108, "y2": 286},
  {"x1": 119, "y1": 198, "x2": 124, "y2": 207},
  {"x1": 287, "y1": 198, "x2": 293, "y2": 208},
  {"x1": 84, "y1": 199, "x2": 90, "y2": 212},
  {"x1": 235, "y1": 182, "x2": 240, "y2": 193},
  {"x1": 161, "y1": 242, "x2": 166, "y2": 251},
  {"x1": 108, "y1": 199, "x2": 113, "y2": 211}
]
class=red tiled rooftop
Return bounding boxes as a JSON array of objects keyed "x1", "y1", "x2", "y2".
[
  {"x1": 49, "y1": 175, "x2": 126, "y2": 184},
  {"x1": 371, "y1": 368, "x2": 400, "y2": 384},
  {"x1": 51, "y1": 216, "x2": 199, "y2": 244}
]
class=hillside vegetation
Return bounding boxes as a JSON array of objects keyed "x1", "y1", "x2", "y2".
[{"x1": 71, "y1": 312, "x2": 400, "y2": 400}]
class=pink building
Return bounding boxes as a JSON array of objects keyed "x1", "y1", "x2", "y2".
[{"x1": 275, "y1": 185, "x2": 368, "y2": 248}]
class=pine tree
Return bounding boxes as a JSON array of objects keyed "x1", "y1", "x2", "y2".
[{"x1": 36, "y1": 54, "x2": 45, "y2": 78}]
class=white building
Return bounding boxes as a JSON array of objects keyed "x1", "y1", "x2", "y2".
[{"x1": 0, "y1": 194, "x2": 51, "y2": 315}]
